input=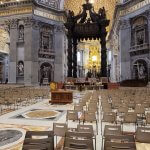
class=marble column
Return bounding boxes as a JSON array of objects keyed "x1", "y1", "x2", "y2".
[
  {"x1": 100, "y1": 34, "x2": 107, "y2": 77},
  {"x1": 73, "y1": 38, "x2": 77, "y2": 78}
]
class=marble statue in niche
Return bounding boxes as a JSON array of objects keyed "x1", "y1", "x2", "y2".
[
  {"x1": 18, "y1": 25, "x2": 24, "y2": 40},
  {"x1": 17, "y1": 61, "x2": 24, "y2": 76},
  {"x1": 42, "y1": 35, "x2": 49, "y2": 51},
  {"x1": 49, "y1": 34, "x2": 53, "y2": 49},
  {"x1": 138, "y1": 64, "x2": 146, "y2": 79},
  {"x1": 134, "y1": 61, "x2": 147, "y2": 80},
  {"x1": 40, "y1": 62, "x2": 52, "y2": 84},
  {"x1": 43, "y1": 66, "x2": 51, "y2": 78}
]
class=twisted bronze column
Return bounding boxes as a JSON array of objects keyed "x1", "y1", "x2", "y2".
[
  {"x1": 67, "y1": 36, "x2": 73, "y2": 77},
  {"x1": 73, "y1": 38, "x2": 77, "y2": 78}
]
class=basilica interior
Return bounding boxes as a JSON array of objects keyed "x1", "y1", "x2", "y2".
[{"x1": 0, "y1": 0, "x2": 150, "y2": 150}]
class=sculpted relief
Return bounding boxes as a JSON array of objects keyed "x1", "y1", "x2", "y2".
[
  {"x1": 0, "y1": 28, "x2": 9, "y2": 54},
  {"x1": 38, "y1": 0, "x2": 59, "y2": 9}
]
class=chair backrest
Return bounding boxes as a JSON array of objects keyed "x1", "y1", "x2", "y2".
[
  {"x1": 146, "y1": 113, "x2": 150, "y2": 124},
  {"x1": 84, "y1": 111, "x2": 96, "y2": 122},
  {"x1": 64, "y1": 137, "x2": 94, "y2": 150},
  {"x1": 65, "y1": 131, "x2": 93, "y2": 139},
  {"x1": 135, "y1": 127, "x2": 150, "y2": 143},
  {"x1": 53, "y1": 123, "x2": 68, "y2": 137},
  {"x1": 74, "y1": 105, "x2": 83, "y2": 111},
  {"x1": 105, "y1": 147, "x2": 135, "y2": 150},
  {"x1": 22, "y1": 143, "x2": 51, "y2": 150},
  {"x1": 135, "y1": 104, "x2": 145, "y2": 114},
  {"x1": 105, "y1": 135, "x2": 135, "y2": 143},
  {"x1": 105, "y1": 141, "x2": 136, "y2": 150},
  {"x1": 63, "y1": 147, "x2": 90, "y2": 150},
  {"x1": 101, "y1": 77, "x2": 108, "y2": 83},
  {"x1": 23, "y1": 131, "x2": 54, "y2": 150},
  {"x1": 124, "y1": 112, "x2": 137, "y2": 123},
  {"x1": 88, "y1": 105, "x2": 98, "y2": 112},
  {"x1": 102, "y1": 112, "x2": 116, "y2": 123},
  {"x1": 118, "y1": 106, "x2": 128, "y2": 114},
  {"x1": 104, "y1": 125, "x2": 121, "y2": 136},
  {"x1": 77, "y1": 125, "x2": 94, "y2": 135},
  {"x1": 67, "y1": 110, "x2": 78, "y2": 121}
]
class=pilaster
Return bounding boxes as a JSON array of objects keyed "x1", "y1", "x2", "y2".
[
  {"x1": 8, "y1": 19, "x2": 18, "y2": 83},
  {"x1": 54, "y1": 25, "x2": 65, "y2": 82},
  {"x1": 120, "y1": 19, "x2": 131, "y2": 81}
]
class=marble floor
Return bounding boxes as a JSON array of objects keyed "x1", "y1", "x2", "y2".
[{"x1": 0, "y1": 90, "x2": 150, "y2": 150}]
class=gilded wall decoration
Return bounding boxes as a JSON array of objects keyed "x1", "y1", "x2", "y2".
[
  {"x1": 0, "y1": 6, "x2": 32, "y2": 17},
  {"x1": 34, "y1": 9, "x2": 64, "y2": 22},
  {"x1": 120, "y1": 0, "x2": 150, "y2": 16},
  {"x1": 37, "y1": 0, "x2": 60, "y2": 9}
]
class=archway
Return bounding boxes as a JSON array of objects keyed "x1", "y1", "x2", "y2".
[
  {"x1": 40, "y1": 62, "x2": 52, "y2": 83},
  {"x1": 133, "y1": 59, "x2": 148, "y2": 81},
  {"x1": 65, "y1": 0, "x2": 109, "y2": 78}
]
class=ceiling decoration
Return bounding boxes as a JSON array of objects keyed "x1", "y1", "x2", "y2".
[
  {"x1": 0, "y1": 0, "x2": 23, "y2": 3},
  {"x1": 64, "y1": 0, "x2": 117, "y2": 31}
]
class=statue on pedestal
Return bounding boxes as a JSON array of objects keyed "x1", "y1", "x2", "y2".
[
  {"x1": 17, "y1": 61, "x2": 24, "y2": 76},
  {"x1": 138, "y1": 64, "x2": 145, "y2": 79}
]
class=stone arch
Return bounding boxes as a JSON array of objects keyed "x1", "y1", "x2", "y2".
[{"x1": 132, "y1": 15, "x2": 148, "y2": 28}]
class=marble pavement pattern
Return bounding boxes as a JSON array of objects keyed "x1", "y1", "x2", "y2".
[{"x1": 0, "y1": 91, "x2": 149, "y2": 149}]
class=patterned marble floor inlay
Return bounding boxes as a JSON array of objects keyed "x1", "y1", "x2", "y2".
[
  {"x1": 0, "y1": 128, "x2": 25, "y2": 150},
  {"x1": 22, "y1": 109, "x2": 60, "y2": 119},
  {"x1": 11, "y1": 108, "x2": 66, "y2": 121},
  {"x1": 0, "y1": 130, "x2": 22, "y2": 146},
  {"x1": 0, "y1": 124, "x2": 50, "y2": 150}
]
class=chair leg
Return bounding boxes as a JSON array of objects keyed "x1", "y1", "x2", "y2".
[
  {"x1": 101, "y1": 121, "x2": 102, "y2": 135},
  {"x1": 101, "y1": 137, "x2": 104, "y2": 150},
  {"x1": 0, "y1": 106, "x2": 2, "y2": 115},
  {"x1": 95, "y1": 137, "x2": 96, "y2": 150},
  {"x1": 96, "y1": 121, "x2": 98, "y2": 135},
  {"x1": 135, "y1": 122, "x2": 137, "y2": 132},
  {"x1": 56, "y1": 136, "x2": 57, "y2": 148}
]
